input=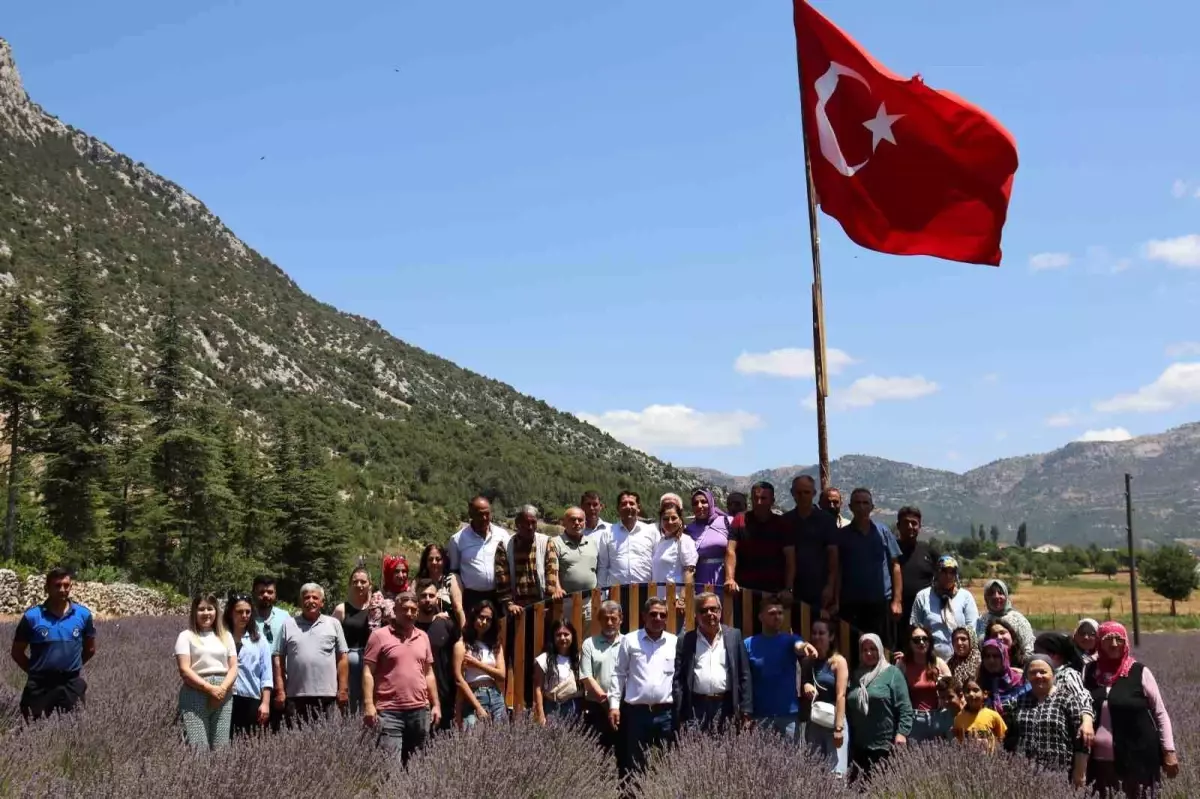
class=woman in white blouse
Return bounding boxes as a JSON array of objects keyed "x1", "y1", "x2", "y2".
[
  {"x1": 651, "y1": 503, "x2": 697, "y2": 615},
  {"x1": 174, "y1": 592, "x2": 237, "y2": 749},
  {"x1": 533, "y1": 620, "x2": 583, "y2": 724}
]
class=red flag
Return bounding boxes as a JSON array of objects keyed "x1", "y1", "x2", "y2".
[{"x1": 794, "y1": 1, "x2": 1018, "y2": 266}]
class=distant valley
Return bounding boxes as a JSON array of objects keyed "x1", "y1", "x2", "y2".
[{"x1": 688, "y1": 422, "x2": 1200, "y2": 547}]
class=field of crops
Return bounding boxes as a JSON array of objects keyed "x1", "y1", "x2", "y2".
[{"x1": 0, "y1": 617, "x2": 1195, "y2": 797}]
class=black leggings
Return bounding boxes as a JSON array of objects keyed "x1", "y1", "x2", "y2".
[{"x1": 231, "y1": 695, "x2": 264, "y2": 738}]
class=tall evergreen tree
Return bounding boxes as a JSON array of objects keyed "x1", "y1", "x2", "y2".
[
  {"x1": 222, "y1": 420, "x2": 282, "y2": 576},
  {"x1": 108, "y1": 367, "x2": 149, "y2": 570},
  {"x1": 1016, "y1": 521, "x2": 1028, "y2": 549},
  {"x1": 41, "y1": 252, "x2": 118, "y2": 567},
  {"x1": 0, "y1": 291, "x2": 49, "y2": 560},
  {"x1": 989, "y1": 524, "x2": 1000, "y2": 545}
]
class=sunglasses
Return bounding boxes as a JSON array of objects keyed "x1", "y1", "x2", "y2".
[
  {"x1": 646, "y1": 612, "x2": 668, "y2": 619},
  {"x1": 911, "y1": 637, "x2": 930, "y2": 644}
]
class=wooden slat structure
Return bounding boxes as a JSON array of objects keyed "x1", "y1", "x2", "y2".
[{"x1": 498, "y1": 583, "x2": 856, "y2": 712}]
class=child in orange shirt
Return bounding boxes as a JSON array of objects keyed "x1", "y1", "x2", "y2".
[{"x1": 952, "y1": 677, "x2": 1008, "y2": 752}]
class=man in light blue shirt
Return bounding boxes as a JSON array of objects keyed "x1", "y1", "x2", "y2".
[{"x1": 252, "y1": 574, "x2": 290, "y2": 731}]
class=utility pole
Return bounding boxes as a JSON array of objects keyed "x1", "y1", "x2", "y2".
[{"x1": 1125, "y1": 473, "x2": 1140, "y2": 647}]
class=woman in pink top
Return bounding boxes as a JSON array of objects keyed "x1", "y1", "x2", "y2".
[{"x1": 1083, "y1": 622, "x2": 1178, "y2": 797}]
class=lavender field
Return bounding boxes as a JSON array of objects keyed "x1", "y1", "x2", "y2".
[{"x1": 0, "y1": 618, "x2": 1194, "y2": 798}]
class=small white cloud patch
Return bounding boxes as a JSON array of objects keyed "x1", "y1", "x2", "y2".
[
  {"x1": 1029, "y1": 252, "x2": 1071, "y2": 272},
  {"x1": 575, "y1": 404, "x2": 762, "y2": 450},
  {"x1": 1143, "y1": 234, "x2": 1200, "y2": 268},
  {"x1": 734, "y1": 347, "x2": 856, "y2": 379},
  {"x1": 1077, "y1": 427, "x2": 1133, "y2": 443},
  {"x1": 1094, "y1": 362, "x2": 1200, "y2": 413}
]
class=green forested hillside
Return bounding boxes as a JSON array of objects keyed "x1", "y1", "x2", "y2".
[{"x1": 0, "y1": 39, "x2": 693, "y2": 596}]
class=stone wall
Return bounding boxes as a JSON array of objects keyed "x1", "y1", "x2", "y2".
[{"x1": 0, "y1": 570, "x2": 184, "y2": 617}]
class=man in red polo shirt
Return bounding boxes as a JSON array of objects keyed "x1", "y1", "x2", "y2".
[
  {"x1": 723, "y1": 482, "x2": 796, "y2": 596},
  {"x1": 363, "y1": 592, "x2": 441, "y2": 764}
]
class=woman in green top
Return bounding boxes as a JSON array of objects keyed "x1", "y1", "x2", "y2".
[{"x1": 846, "y1": 633, "x2": 913, "y2": 782}]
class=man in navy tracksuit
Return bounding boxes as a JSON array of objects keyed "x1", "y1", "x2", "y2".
[{"x1": 10, "y1": 567, "x2": 97, "y2": 720}]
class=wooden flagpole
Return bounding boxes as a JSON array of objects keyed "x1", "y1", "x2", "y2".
[{"x1": 796, "y1": 35, "x2": 832, "y2": 491}]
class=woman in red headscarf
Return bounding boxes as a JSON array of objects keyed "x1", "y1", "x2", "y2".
[{"x1": 1082, "y1": 622, "x2": 1179, "y2": 797}]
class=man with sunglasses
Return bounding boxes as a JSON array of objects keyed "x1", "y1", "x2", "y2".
[
  {"x1": 609, "y1": 597, "x2": 678, "y2": 777},
  {"x1": 673, "y1": 592, "x2": 753, "y2": 733},
  {"x1": 252, "y1": 575, "x2": 290, "y2": 731}
]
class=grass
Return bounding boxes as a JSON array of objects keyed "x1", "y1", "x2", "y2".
[{"x1": 1025, "y1": 612, "x2": 1200, "y2": 633}]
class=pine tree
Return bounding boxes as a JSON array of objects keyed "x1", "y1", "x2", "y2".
[
  {"x1": 41, "y1": 252, "x2": 118, "y2": 567},
  {"x1": 107, "y1": 367, "x2": 149, "y2": 570},
  {"x1": 989, "y1": 524, "x2": 1000, "y2": 544},
  {"x1": 1016, "y1": 522, "x2": 1028, "y2": 549},
  {"x1": 0, "y1": 292, "x2": 49, "y2": 560},
  {"x1": 222, "y1": 417, "x2": 282, "y2": 576}
]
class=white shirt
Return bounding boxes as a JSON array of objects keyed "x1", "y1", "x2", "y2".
[
  {"x1": 535, "y1": 652, "x2": 581, "y2": 701},
  {"x1": 174, "y1": 629, "x2": 235, "y2": 678},
  {"x1": 583, "y1": 519, "x2": 611, "y2": 537},
  {"x1": 448, "y1": 523, "x2": 511, "y2": 592},
  {"x1": 651, "y1": 534, "x2": 698, "y2": 588},
  {"x1": 691, "y1": 629, "x2": 728, "y2": 695},
  {"x1": 610, "y1": 628, "x2": 678, "y2": 709},
  {"x1": 597, "y1": 520, "x2": 657, "y2": 587}
]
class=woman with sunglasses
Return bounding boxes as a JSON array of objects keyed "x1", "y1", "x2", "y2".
[
  {"x1": 453, "y1": 600, "x2": 507, "y2": 727},
  {"x1": 902, "y1": 624, "x2": 951, "y2": 742},
  {"x1": 908, "y1": 555, "x2": 978, "y2": 663},
  {"x1": 333, "y1": 566, "x2": 374, "y2": 713},
  {"x1": 223, "y1": 593, "x2": 272, "y2": 738},
  {"x1": 1083, "y1": 622, "x2": 1178, "y2": 796}
]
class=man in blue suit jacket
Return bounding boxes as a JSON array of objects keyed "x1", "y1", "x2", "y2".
[{"x1": 673, "y1": 592, "x2": 752, "y2": 732}]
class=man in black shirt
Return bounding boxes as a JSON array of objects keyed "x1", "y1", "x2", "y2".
[
  {"x1": 895, "y1": 505, "x2": 936, "y2": 658},
  {"x1": 781, "y1": 475, "x2": 839, "y2": 623},
  {"x1": 414, "y1": 578, "x2": 459, "y2": 731}
]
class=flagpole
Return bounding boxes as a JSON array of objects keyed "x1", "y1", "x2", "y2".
[{"x1": 796, "y1": 28, "x2": 832, "y2": 492}]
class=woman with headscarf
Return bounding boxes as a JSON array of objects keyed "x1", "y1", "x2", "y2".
[
  {"x1": 686, "y1": 488, "x2": 731, "y2": 588},
  {"x1": 976, "y1": 579, "x2": 1034, "y2": 662},
  {"x1": 908, "y1": 555, "x2": 979, "y2": 663},
  {"x1": 984, "y1": 618, "x2": 1026, "y2": 669},
  {"x1": 1002, "y1": 653, "x2": 1090, "y2": 788},
  {"x1": 1083, "y1": 622, "x2": 1179, "y2": 797},
  {"x1": 1033, "y1": 632, "x2": 1096, "y2": 748},
  {"x1": 846, "y1": 633, "x2": 913, "y2": 781},
  {"x1": 947, "y1": 626, "x2": 981, "y2": 687},
  {"x1": 1073, "y1": 618, "x2": 1099, "y2": 665},
  {"x1": 978, "y1": 638, "x2": 1027, "y2": 713}
]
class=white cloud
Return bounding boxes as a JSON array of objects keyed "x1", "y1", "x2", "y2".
[
  {"x1": 1077, "y1": 427, "x2": 1133, "y2": 443},
  {"x1": 734, "y1": 347, "x2": 856, "y2": 379},
  {"x1": 1172, "y1": 179, "x2": 1188, "y2": 199},
  {"x1": 1143, "y1": 234, "x2": 1200, "y2": 268},
  {"x1": 1029, "y1": 252, "x2": 1071, "y2": 272},
  {"x1": 1044, "y1": 411, "x2": 1080, "y2": 428},
  {"x1": 1094, "y1": 362, "x2": 1200, "y2": 413},
  {"x1": 1166, "y1": 341, "x2": 1200, "y2": 358},
  {"x1": 575, "y1": 404, "x2": 762, "y2": 450},
  {"x1": 981, "y1": 372, "x2": 1000, "y2": 384},
  {"x1": 813, "y1": 375, "x2": 939, "y2": 410}
]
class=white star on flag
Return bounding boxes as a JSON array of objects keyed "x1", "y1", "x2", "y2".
[{"x1": 863, "y1": 103, "x2": 904, "y2": 150}]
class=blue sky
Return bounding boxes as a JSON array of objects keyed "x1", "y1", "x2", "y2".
[{"x1": 7, "y1": 1, "x2": 1200, "y2": 476}]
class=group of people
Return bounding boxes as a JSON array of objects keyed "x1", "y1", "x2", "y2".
[{"x1": 6, "y1": 482, "x2": 1182, "y2": 795}]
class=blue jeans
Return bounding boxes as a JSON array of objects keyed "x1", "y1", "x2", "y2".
[
  {"x1": 758, "y1": 714, "x2": 799, "y2": 741},
  {"x1": 347, "y1": 648, "x2": 364, "y2": 713},
  {"x1": 463, "y1": 684, "x2": 507, "y2": 727},
  {"x1": 376, "y1": 708, "x2": 429, "y2": 765},
  {"x1": 621, "y1": 703, "x2": 676, "y2": 776},
  {"x1": 805, "y1": 720, "x2": 849, "y2": 776},
  {"x1": 543, "y1": 697, "x2": 582, "y2": 720}
]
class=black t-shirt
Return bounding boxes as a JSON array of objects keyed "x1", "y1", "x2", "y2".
[
  {"x1": 415, "y1": 617, "x2": 459, "y2": 706},
  {"x1": 341, "y1": 602, "x2": 371, "y2": 650},
  {"x1": 729, "y1": 511, "x2": 792, "y2": 592},
  {"x1": 782, "y1": 506, "x2": 838, "y2": 606},
  {"x1": 897, "y1": 539, "x2": 936, "y2": 617}
]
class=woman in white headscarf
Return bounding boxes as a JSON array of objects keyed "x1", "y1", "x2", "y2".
[
  {"x1": 976, "y1": 579, "x2": 1034, "y2": 662},
  {"x1": 845, "y1": 633, "x2": 913, "y2": 782},
  {"x1": 909, "y1": 555, "x2": 979, "y2": 662}
]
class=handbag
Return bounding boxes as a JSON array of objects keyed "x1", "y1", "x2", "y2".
[{"x1": 810, "y1": 700, "x2": 837, "y2": 730}]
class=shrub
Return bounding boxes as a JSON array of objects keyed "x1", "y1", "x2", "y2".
[
  {"x1": 861, "y1": 739, "x2": 1085, "y2": 797},
  {"x1": 631, "y1": 726, "x2": 845, "y2": 799}
]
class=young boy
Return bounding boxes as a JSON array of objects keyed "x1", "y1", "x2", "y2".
[
  {"x1": 952, "y1": 677, "x2": 1008, "y2": 752},
  {"x1": 927, "y1": 675, "x2": 962, "y2": 741}
]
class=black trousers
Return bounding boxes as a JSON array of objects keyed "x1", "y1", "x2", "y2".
[
  {"x1": 20, "y1": 672, "x2": 87, "y2": 721},
  {"x1": 461, "y1": 589, "x2": 498, "y2": 617},
  {"x1": 584, "y1": 700, "x2": 623, "y2": 759},
  {"x1": 285, "y1": 696, "x2": 336, "y2": 728},
  {"x1": 849, "y1": 746, "x2": 890, "y2": 784},
  {"x1": 231, "y1": 695, "x2": 265, "y2": 738},
  {"x1": 840, "y1": 601, "x2": 895, "y2": 653}
]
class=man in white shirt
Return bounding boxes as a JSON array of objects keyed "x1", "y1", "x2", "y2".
[
  {"x1": 581, "y1": 490, "x2": 611, "y2": 537},
  {"x1": 608, "y1": 596, "x2": 677, "y2": 776},
  {"x1": 446, "y1": 496, "x2": 511, "y2": 614},
  {"x1": 672, "y1": 592, "x2": 752, "y2": 732},
  {"x1": 596, "y1": 491, "x2": 656, "y2": 588}
]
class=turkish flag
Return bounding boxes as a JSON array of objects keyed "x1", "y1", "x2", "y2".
[{"x1": 794, "y1": 1, "x2": 1018, "y2": 266}]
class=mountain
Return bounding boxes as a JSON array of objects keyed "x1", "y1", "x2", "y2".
[
  {"x1": 0, "y1": 39, "x2": 696, "y2": 551},
  {"x1": 689, "y1": 422, "x2": 1200, "y2": 547}
]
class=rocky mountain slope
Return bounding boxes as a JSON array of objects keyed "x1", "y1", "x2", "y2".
[
  {"x1": 0, "y1": 38, "x2": 695, "y2": 546},
  {"x1": 691, "y1": 422, "x2": 1200, "y2": 547}
]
